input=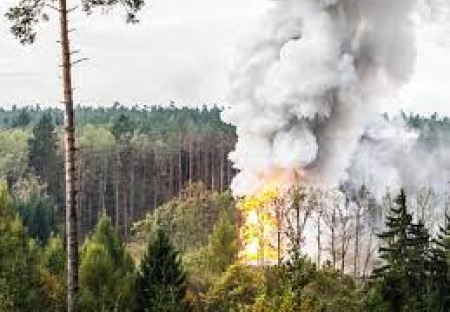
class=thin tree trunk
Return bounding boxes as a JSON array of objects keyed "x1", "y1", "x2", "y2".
[
  {"x1": 189, "y1": 139, "x2": 193, "y2": 188},
  {"x1": 178, "y1": 148, "x2": 183, "y2": 197},
  {"x1": 100, "y1": 177, "x2": 105, "y2": 214},
  {"x1": 123, "y1": 190, "x2": 128, "y2": 238},
  {"x1": 219, "y1": 144, "x2": 224, "y2": 192},
  {"x1": 197, "y1": 148, "x2": 202, "y2": 186},
  {"x1": 226, "y1": 152, "x2": 232, "y2": 187},
  {"x1": 88, "y1": 196, "x2": 92, "y2": 234},
  {"x1": 102, "y1": 158, "x2": 107, "y2": 213},
  {"x1": 331, "y1": 207, "x2": 336, "y2": 269},
  {"x1": 204, "y1": 148, "x2": 209, "y2": 189},
  {"x1": 211, "y1": 148, "x2": 215, "y2": 191},
  {"x1": 169, "y1": 154, "x2": 174, "y2": 197},
  {"x1": 153, "y1": 153, "x2": 158, "y2": 209},
  {"x1": 76, "y1": 157, "x2": 82, "y2": 242},
  {"x1": 362, "y1": 230, "x2": 374, "y2": 281},
  {"x1": 354, "y1": 206, "x2": 361, "y2": 278},
  {"x1": 341, "y1": 231, "x2": 347, "y2": 274},
  {"x1": 317, "y1": 213, "x2": 321, "y2": 266},
  {"x1": 114, "y1": 165, "x2": 120, "y2": 230},
  {"x1": 130, "y1": 159, "x2": 135, "y2": 228},
  {"x1": 59, "y1": 0, "x2": 78, "y2": 309},
  {"x1": 296, "y1": 203, "x2": 301, "y2": 252}
]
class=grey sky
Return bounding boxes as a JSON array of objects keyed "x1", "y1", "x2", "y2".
[
  {"x1": 0, "y1": 0, "x2": 267, "y2": 106},
  {"x1": 1, "y1": 0, "x2": 450, "y2": 116}
]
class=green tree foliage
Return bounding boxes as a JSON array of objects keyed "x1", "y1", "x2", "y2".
[
  {"x1": 205, "y1": 258, "x2": 363, "y2": 312},
  {"x1": 369, "y1": 190, "x2": 413, "y2": 311},
  {"x1": 27, "y1": 113, "x2": 61, "y2": 204},
  {"x1": 0, "y1": 106, "x2": 237, "y2": 238},
  {"x1": 11, "y1": 109, "x2": 32, "y2": 128},
  {"x1": 12, "y1": 193, "x2": 56, "y2": 243},
  {"x1": 0, "y1": 128, "x2": 29, "y2": 185},
  {"x1": 112, "y1": 114, "x2": 135, "y2": 143},
  {"x1": 205, "y1": 264, "x2": 265, "y2": 312},
  {"x1": 0, "y1": 182, "x2": 47, "y2": 311},
  {"x1": 182, "y1": 211, "x2": 238, "y2": 306},
  {"x1": 135, "y1": 229, "x2": 189, "y2": 312},
  {"x1": 135, "y1": 184, "x2": 235, "y2": 253},
  {"x1": 206, "y1": 212, "x2": 238, "y2": 274},
  {"x1": 80, "y1": 214, "x2": 135, "y2": 311},
  {"x1": 44, "y1": 235, "x2": 66, "y2": 277},
  {"x1": 40, "y1": 236, "x2": 67, "y2": 311},
  {"x1": 366, "y1": 189, "x2": 450, "y2": 311},
  {"x1": 428, "y1": 214, "x2": 450, "y2": 311},
  {"x1": 8, "y1": 174, "x2": 58, "y2": 244}
]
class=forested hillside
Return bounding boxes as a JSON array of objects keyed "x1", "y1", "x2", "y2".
[
  {"x1": 3, "y1": 105, "x2": 450, "y2": 240},
  {"x1": 0, "y1": 105, "x2": 236, "y2": 239},
  {"x1": 3, "y1": 105, "x2": 450, "y2": 311}
]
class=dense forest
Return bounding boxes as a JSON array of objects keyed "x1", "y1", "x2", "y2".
[
  {"x1": 2, "y1": 105, "x2": 450, "y2": 311},
  {"x1": 0, "y1": 105, "x2": 236, "y2": 239}
]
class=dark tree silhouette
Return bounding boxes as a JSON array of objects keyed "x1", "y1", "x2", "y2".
[{"x1": 135, "y1": 229, "x2": 189, "y2": 312}]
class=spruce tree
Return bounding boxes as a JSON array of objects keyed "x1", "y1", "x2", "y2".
[
  {"x1": 407, "y1": 221, "x2": 430, "y2": 310},
  {"x1": 371, "y1": 189, "x2": 434, "y2": 311},
  {"x1": 374, "y1": 189, "x2": 412, "y2": 274},
  {"x1": 371, "y1": 189, "x2": 413, "y2": 311},
  {"x1": 428, "y1": 214, "x2": 450, "y2": 311},
  {"x1": 135, "y1": 229, "x2": 189, "y2": 312}
]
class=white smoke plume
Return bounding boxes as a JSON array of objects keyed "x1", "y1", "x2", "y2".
[{"x1": 222, "y1": 0, "x2": 419, "y2": 196}]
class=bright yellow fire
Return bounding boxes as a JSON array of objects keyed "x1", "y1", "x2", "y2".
[
  {"x1": 238, "y1": 187, "x2": 280, "y2": 265},
  {"x1": 237, "y1": 169, "x2": 303, "y2": 265}
]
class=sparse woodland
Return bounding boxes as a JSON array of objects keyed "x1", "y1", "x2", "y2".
[{"x1": 2, "y1": 106, "x2": 450, "y2": 311}]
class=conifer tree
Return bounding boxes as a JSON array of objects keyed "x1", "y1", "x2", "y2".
[
  {"x1": 370, "y1": 189, "x2": 435, "y2": 311},
  {"x1": 135, "y1": 229, "x2": 189, "y2": 312},
  {"x1": 6, "y1": 1, "x2": 145, "y2": 309},
  {"x1": 428, "y1": 214, "x2": 450, "y2": 311},
  {"x1": 79, "y1": 214, "x2": 135, "y2": 311},
  {"x1": 0, "y1": 182, "x2": 46, "y2": 311},
  {"x1": 371, "y1": 189, "x2": 413, "y2": 311},
  {"x1": 407, "y1": 221, "x2": 430, "y2": 310},
  {"x1": 27, "y1": 113, "x2": 63, "y2": 212}
]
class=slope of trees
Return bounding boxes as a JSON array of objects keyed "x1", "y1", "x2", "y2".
[
  {"x1": 2, "y1": 107, "x2": 450, "y2": 311},
  {"x1": 0, "y1": 106, "x2": 236, "y2": 239},
  {"x1": 3, "y1": 175, "x2": 450, "y2": 311}
]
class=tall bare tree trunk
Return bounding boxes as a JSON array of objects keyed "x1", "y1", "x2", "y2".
[
  {"x1": 331, "y1": 206, "x2": 336, "y2": 269},
  {"x1": 212, "y1": 147, "x2": 217, "y2": 191},
  {"x1": 114, "y1": 160, "x2": 120, "y2": 230},
  {"x1": 169, "y1": 154, "x2": 174, "y2": 197},
  {"x1": 189, "y1": 139, "x2": 193, "y2": 188},
  {"x1": 130, "y1": 159, "x2": 135, "y2": 228},
  {"x1": 317, "y1": 213, "x2": 321, "y2": 266},
  {"x1": 76, "y1": 157, "x2": 82, "y2": 242},
  {"x1": 204, "y1": 149, "x2": 209, "y2": 189},
  {"x1": 59, "y1": 0, "x2": 78, "y2": 310},
  {"x1": 219, "y1": 144, "x2": 224, "y2": 192},
  {"x1": 123, "y1": 190, "x2": 128, "y2": 237},
  {"x1": 178, "y1": 148, "x2": 182, "y2": 197},
  {"x1": 226, "y1": 152, "x2": 232, "y2": 187},
  {"x1": 354, "y1": 205, "x2": 361, "y2": 278}
]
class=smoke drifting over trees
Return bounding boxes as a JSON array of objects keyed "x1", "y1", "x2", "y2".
[{"x1": 223, "y1": 0, "x2": 450, "y2": 198}]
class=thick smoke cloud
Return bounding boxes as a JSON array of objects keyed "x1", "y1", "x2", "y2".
[{"x1": 222, "y1": 0, "x2": 418, "y2": 196}]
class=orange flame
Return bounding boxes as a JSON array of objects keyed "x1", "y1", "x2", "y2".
[
  {"x1": 237, "y1": 168, "x2": 303, "y2": 265},
  {"x1": 238, "y1": 187, "x2": 279, "y2": 265}
]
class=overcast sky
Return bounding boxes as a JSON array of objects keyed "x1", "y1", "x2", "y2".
[{"x1": 1, "y1": 0, "x2": 450, "y2": 116}]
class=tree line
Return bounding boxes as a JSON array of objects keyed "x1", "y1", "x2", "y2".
[
  {"x1": 4, "y1": 177, "x2": 450, "y2": 311},
  {"x1": 0, "y1": 106, "x2": 236, "y2": 240}
]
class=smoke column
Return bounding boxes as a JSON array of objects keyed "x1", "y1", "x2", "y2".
[{"x1": 222, "y1": 0, "x2": 418, "y2": 196}]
